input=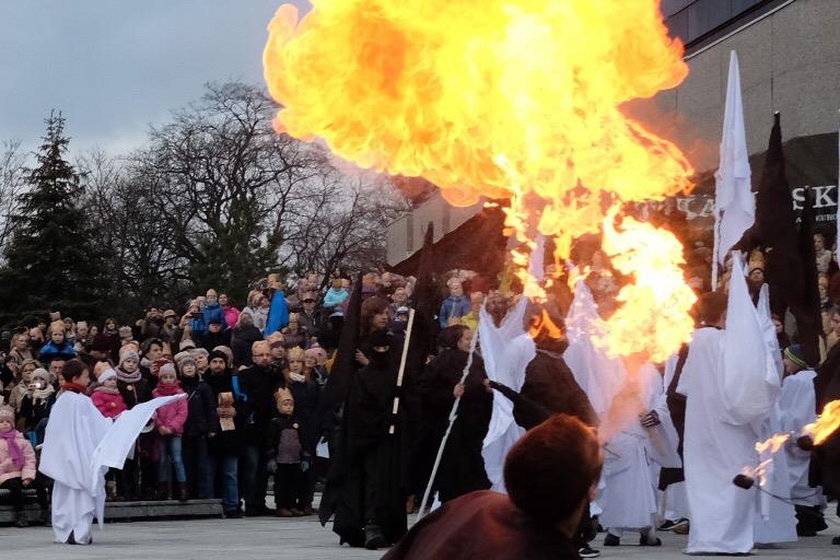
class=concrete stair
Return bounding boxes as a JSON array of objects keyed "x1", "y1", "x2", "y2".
[{"x1": 0, "y1": 488, "x2": 223, "y2": 524}]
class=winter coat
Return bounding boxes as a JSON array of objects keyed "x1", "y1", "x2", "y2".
[
  {"x1": 91, "y1": 387, "x2": 128, "y2": 418},
  {"x1": 223, "y1": 306, "x2": 241, "y2": 330},
  {"x1": 0, "y1": 430, "x2": 36, "y2": 484},
  {"x1": 240, "y1": 364, "x2": 284, "y2": 445},
  {"x1": 117, "y1": 375, "x2": 152, "y2": 409},
  {"x1": 230, "y1": 325, "x2": 264, "y2": 368},
  {"x1": 203, "y1": 302, "x2": 224, "y2": 329},
  {"x1": 204, "y1": 369, "x2": 250, "y2": 455},
  {"x1": 287, "y1": 378, "x2": 320, "y2": 453},
  {"x1": 19, "y1": 390, "x2": 56, "y2": 431},
  {"x1": 265, "y1": 414, "x2": 306, "y2": 464},
  {"x1": 181, "y1": 377, "x2": 218, "y2": 437},
  {"x1": 242, "y1": 306, "x2": 268, "y2": 334},
  {"x1": 152, "y1": 384, "x2": 188, "y2": 435},
  {"x1": 38, "y1": 340, "x2": 77, "y2": 362},
  {"x1": 323, "y1": 288, "x2": 349, "y2": 315},
  {"x1": 201, "y1": 329, "x2": 231, "y2": 353}
]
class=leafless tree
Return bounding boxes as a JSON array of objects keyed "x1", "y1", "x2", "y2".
[{"x1": 0, "y1": 140, "x2": 27, "y2": 258}]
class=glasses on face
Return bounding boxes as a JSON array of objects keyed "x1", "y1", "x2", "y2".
[
  {"x1": 253, "y1": 352, "x2": 271, "y2": 358},
  {"x1": 303, "y1": 299, "x2": 315, "y2": 304}
]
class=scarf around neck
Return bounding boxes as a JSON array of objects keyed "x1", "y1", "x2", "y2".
[
  {"x1": 117, "y1": 367, "x2": 142, "y2": 384},
  {"x1": 0, "y1": 429, "x2": 25, "y2": 470},
  {"x1": 63, "y1": 382, "x2": 88, "y2": 394},
  {"x1": 153, "y1": 382, "x2": 183, "y2": 397},
  {"x1": 32, "y1": 384, "x2": 56, "y2": 404}
]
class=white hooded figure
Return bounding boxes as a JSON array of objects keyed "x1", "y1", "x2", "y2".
[
  {"x1": 479, "y1": 294, "x2": 535, "y2": 493},
  {"x1": 39, "y1": 390, "x2": 183, "y2": 544},
  {"x1": 677, "y1": 254, "x2": 779, "y2": 555}
]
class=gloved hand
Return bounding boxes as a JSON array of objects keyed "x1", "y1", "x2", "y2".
[{"x1": 266, "y1": 459, "x2": 277, "y2": 474}]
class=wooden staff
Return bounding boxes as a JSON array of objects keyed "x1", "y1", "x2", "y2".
[
  {"x1": 417, "y1": 321, "x2": 480, "y2": 519},
  {"x1": 389, "y1": 308, "x2": 416, "y2": 435}
]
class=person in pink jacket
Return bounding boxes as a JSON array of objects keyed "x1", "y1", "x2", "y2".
[
  {"x1": 0, "y1": 404, "x2": 47, "y2": 527},
  {"x1": 90, "y1": 369, "x2": 127, "y2": 419},
  {"x1": 152, "y1": 363, "x2": 188, "y2": 500}
]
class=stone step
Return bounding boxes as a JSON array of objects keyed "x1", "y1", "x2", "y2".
[{"x1": 0, "y1": 498, "x2": 224, "y2": 525}]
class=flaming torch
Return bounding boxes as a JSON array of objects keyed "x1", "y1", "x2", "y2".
[
  {"x1": 735, "y1": 399, "x2": 840, "y2": 490},
  {"x1": 263, "y1": 0, "x2": 696, "y2": 361}
]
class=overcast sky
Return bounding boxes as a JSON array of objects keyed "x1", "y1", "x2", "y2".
[{"x1": 0, "y1": 1, "x2": 310, "y2": 156}]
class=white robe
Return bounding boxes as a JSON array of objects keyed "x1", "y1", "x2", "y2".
[
  {"x1": 753, "y1": 401, "x2": 798, "y2": 544},
  {"x1": 780, "y1": 370, "x2": 821, "y2": 507},
  {"x1": 39, "y1": 391, "x2": 183, "y2": 544},
  {"x1": 479, "y1": 296, "x2": 535, "y2": 493},
  {"x1": 677, "y1": 327, "x2": 759, "y2": 554},
  {"x1": 599, "y1": 364, "x2": 679, "y2": 530}
]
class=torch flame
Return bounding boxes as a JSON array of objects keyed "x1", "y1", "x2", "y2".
[
  {"x1": 804, "y1": 400, "x2": 840, "y2": 445},
  {"x1": 264, "y1": 0, "x2": 696, "y2": 360}
]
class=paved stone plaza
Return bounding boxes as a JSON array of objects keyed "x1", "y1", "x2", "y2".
[{"x1": 2, "y1": 513, "x2": 839, "y2": 560}]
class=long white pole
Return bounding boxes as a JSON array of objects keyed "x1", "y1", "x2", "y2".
[
  {"x1": 389, "y1": 308, "x2": 416, "y2": 435},
  {"x1": 712, "y1": 208, "x2": 721, "y2": 291},
  {"x1": 417, "y1": 324, "x2": 481, "y2": 519}
]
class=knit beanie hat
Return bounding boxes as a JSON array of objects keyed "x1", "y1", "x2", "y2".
[
  {"x1": 213, "y1": 345, "x2": 233, "y2": 366},
  {"x1": 180, "y1": 339, "x2": 197, "y2": 351},
  {"x1": 0, "y1": 405, "x2": 14, "y2": 422},
  {"x1": 784, "y1": 344, "x2": 808, "y2": 370},
  {"x1": 90, "y1": 333, "x2": 111, "y2": 352},
  {"x1": 159, "y1": 362, "x2": 177, "y2": 378},
  {"x1": 98, "y1": 369, "x2": 117, "y2": 383},
  {"x1": 209, "y1": 349, "x2": 229, "y2": 366},
  {"x1": 174, "y1": 351, "x2": 195, "y2": 368},
  {"x1": 32, "y1": 367, "x2": 51, "y2": 384},
  {"x1": 119, "y1": 348, "x2": 140, "y2": 366}
]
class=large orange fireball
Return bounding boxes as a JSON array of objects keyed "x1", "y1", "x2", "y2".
[{"x1": 264, "y1": 0, "x2": 696, "y2": 359}]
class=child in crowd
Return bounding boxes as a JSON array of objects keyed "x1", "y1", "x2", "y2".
[
  {"x1": 305, "y1": 347, "x2": 329, "y2": 386},
  {"x1": 152, "y1": 363, "x2": 188, "y2": 500},
  {"x1": 177, "y1": 352, "x2": 217, "y2": 499},
  {"x1": 265, "y1": 388, "x2": 306, "y2": 517},
  {"x1": 8, "y1": 359, "x2": 39, "y2": 417},
  {"x1": 38, "y1": 321, "x2": 77, "y2": 363},
  {"x1": 0, "y1": 404, "x2": 47, "y2": 527},
  {"x1": 91, "y1": 369, "x2": 127, "y2": 419},
  {"x1": 282, "y1": 313, "x2": 307, "y2": 350},
  {"x1": 284, "y1": 347, "x2": 318, "y2": 514},
  {"x1": 19, "y1": 368, "x2": 56, "y2": 442}
]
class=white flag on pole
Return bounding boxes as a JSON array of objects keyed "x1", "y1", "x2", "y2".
[
  {"x1": 835, "y1": 123, "x2": 840, "y2": 265},
  {"x1": 714, "y1": 51, "x2": 755, "y2": 265}
]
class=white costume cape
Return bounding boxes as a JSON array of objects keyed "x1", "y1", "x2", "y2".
[
  {"x1": 599, "y1": 364, "x2": 677, "y2": 530},
  {"x1": 39, "y1": 391, "x2": 184, "y2": 544},
  {"x1": 479, "y1": 296, "x2": 535, "y2": 492},
  {"x1": 677, "y1": 257, "x2": 779, "y2": 554},
  {"x1": 780, "y1": 370, "x2": 821, "y2": 507}
]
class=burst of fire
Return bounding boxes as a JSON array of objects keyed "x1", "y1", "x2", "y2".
[
  {"x1": 744, "y1": 399, "x2": 840, "y2": 487},
  {"x1": 264, "y1": 0, "x2": 696, "y2": 359},
  {"x1": 804, "y1": 400, "x2": 840, "y2": 445}
]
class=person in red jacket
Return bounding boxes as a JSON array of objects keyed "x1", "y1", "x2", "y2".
[
  {"x1": 152, "y1": 363, "x2": 188, "y2": 500},
  {"x1": 90, "y1": 369, "x2": 127, "y2": 419}
]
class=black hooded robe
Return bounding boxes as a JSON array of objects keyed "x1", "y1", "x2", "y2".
[{"x1": 320, "y1": 350, "x2": 407, "y2": 547}]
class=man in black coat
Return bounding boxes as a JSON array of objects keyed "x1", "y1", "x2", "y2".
[{"x1": 238, "y1": 340, "x2": 284, "y2": 516}]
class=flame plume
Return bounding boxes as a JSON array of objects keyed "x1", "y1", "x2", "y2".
[{"x1": 264, "y1": 0, "x2": 696, "y2": 359}]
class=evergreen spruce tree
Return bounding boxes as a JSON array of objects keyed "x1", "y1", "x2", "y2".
[{"x1": 0, "y1": 112, "x2": 107, "y2": 326}]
